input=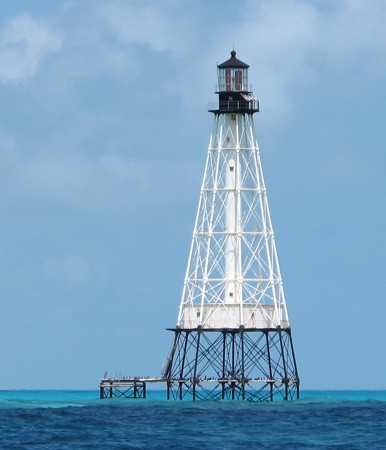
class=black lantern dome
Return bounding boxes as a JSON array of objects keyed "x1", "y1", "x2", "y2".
[
  {"x1": 218, "y1": 50, "x2": 249, "y2": 69},
  {"x1": 210, "y1": 50, "x2": 259, "y2": 114}
]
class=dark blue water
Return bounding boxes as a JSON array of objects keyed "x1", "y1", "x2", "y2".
[{"x1": 0, "y1": 390, "x2": 385, "y2": 449}]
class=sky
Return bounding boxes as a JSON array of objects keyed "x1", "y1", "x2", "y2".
[{"x1": 0, "y1": 0, "x2": 385, "y2": 390}]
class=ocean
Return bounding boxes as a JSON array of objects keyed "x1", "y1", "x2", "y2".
[{"x1": 0, "y1": 390, "x2": 385, "y2": 449}]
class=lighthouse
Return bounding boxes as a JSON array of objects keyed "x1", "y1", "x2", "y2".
[
  {"x1": 99, "y1": 51, "x2": 300, "y2": 402},
  {"x1": 163, "y1": 51, "x2": 300, "y2": 401}
]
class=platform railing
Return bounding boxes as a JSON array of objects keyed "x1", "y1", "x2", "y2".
[{"x1": 208, "y1": 99, "x2": 260, "y2": 112}]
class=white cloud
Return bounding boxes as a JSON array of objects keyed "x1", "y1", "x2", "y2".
[
  {"x1": 0, "y1": 145, "x2": 198, "y2": 211},
  {"x1": 11, "y1": 153, "x2": 150, "y2": 209},
  {"x1": 97, "y1": 0, "x2": 193, "y2": 55},
  {"x1": 153, "y1": 0, "x2": 386, "y2": 120},
  {"x1": 1, "y1": 1, "x2": 385, "y2": 208},
  {"x1": 215, "y1": 0, "x2": 386, "y2": 117},
  {"x1": 0, "y1": 14, "x2": 62, "y2": 83}
]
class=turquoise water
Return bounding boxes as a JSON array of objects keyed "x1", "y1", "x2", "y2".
[
  {"x1": 0, "y1": 389, "x2": 385, "y2": 408},
  {"x1": 0, "y1": 390, "x2": 385, "y2": 449}
]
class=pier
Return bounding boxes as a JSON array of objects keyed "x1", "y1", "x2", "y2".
[
  {"x1": 99, "y1": 375, "x2": 298, "y2": 401},
  {"x1": 99, "y1": 377, "x2": 165, "y2": 399}
]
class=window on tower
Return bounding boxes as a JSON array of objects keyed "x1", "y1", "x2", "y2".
[
  {"x1": 235, "y1": 70, "x2": 242, "y2": 90},
  {"x1": 225, "y1": 69, "x2": 231, "y2": 91},
  {"x1": 218, "y1": 67, "x2": 248, "y2": 92}
]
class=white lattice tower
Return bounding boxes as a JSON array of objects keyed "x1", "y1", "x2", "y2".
[{"x1": 177, "y1": 54, "x2": 289, "y2": 331}]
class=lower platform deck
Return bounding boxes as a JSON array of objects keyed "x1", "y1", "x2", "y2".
[
  {"x1": 100, "y1": 327, "x2": 300, "y2": 402},
  {"x1": 99, "y1": 376, "x2": 298, "y2": 401}
]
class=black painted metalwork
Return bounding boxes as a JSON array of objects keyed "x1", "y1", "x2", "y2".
[
  {"x1": 209, "y1": 98, "x2": 259, "y2": 114},
  {"x1": 163, "y1": 327, "x2": 299, "y2": 402},
  {"x1": 99, "y1": 380, "x2": 146, "y2": 399},
  {"x1": 210, "y1": 50, "x2": 259, "y2": 114},
  {"x1": 218, "y1": 50, "x2": 249, "y2": 69}
]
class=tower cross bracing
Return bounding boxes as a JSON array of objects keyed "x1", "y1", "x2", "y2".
[{"x1": 178, "y1": 113, "x2": 288, "y2": 330}]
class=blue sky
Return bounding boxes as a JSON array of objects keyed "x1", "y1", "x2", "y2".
[{"x1": 0, "y1": 0, "x2": 385, "y2": 389}]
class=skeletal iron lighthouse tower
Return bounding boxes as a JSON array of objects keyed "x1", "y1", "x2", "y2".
[{"x1": 163, "y1": 51, "x2": 300, "y2": 401}]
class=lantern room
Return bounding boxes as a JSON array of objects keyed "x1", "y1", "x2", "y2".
[{"x1": 217, "y1": 50, "x2": 249, "y2": 92}]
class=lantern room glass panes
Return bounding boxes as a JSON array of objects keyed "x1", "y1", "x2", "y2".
[{"x1": 218, "y1": 68, "x2": 248, "y2": 92}]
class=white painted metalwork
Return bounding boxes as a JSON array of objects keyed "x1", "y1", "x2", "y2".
[{"x1": 178, "y1": 112, "x2": 289, "y2": 329}]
